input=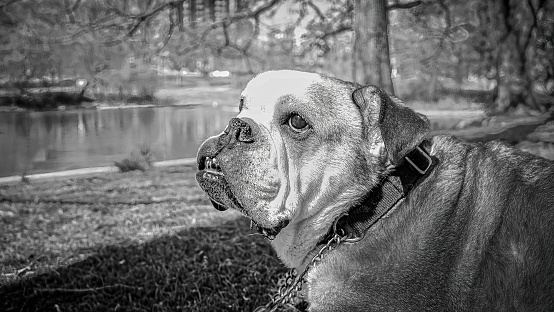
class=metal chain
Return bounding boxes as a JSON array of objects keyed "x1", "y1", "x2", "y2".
[{"x1": 253, "y1": 234, "x2": 344, "y2": 312}]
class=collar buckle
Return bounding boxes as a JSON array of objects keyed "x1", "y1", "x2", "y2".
[{"x1": 404, "y1": 145, "x2": 432, "y2": 175}]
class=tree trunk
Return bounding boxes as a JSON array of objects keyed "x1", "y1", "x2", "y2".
[
  {"x1": 495, "y1": 50, "x2": 511, "y2": 113},
  {"x1": 353, "y1": 0, "x2": 395, "y2": 95},
  {"x1": 493, "y1": 0, "x2": 545, "y2": 113},
  {"x1": 206, "y1": 0, "x2": 216, "y2": 22},
  {"x1": 190, "y1": 0, "x2": 197, "y2": 28},
  {"x1": 177, "y1": 1, "x2": 184, "y2": 31},
  {"x1": 236, "y1": 0, "x2": 245, "y2": 13},
  {"x1": 351, "y1": 34, "x2": 357, "y2": 83},
  {"x1": 224, "y1": 0, "x2": 230, "y2": 15}
]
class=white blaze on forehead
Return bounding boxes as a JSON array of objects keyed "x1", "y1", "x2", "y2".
[
  {"x1": 238, "y1": 70, "x2": 322, "y2": 123},
  {"x1": 235, "y1": 70, "x2": 324, "y2": 220}
]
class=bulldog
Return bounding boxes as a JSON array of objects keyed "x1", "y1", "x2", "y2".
[{"x1": 196, "y1": 70, "x2": 554, "y2": 311}]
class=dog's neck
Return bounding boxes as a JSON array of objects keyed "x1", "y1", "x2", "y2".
[
  {"x1": 271, "y1": 186, "x2": 368, "y2": 268},
  {"x1": 273, "y1": 141, "x2": 436, "y2": 270},
  {"x1": 328, "y1": 141, "x2": 436, "y2": 243}
]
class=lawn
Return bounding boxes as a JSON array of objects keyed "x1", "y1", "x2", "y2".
[
  {"x1": 1, "y1": 111, "x2": 552, "y2": 311},
  {"x1": 0, "y1": 166, "x2": 288, "y2": 311}
]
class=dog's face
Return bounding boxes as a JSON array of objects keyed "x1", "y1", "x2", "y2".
[{"x1": 196, "y1": 70, "x2": 428, "y2": 267}]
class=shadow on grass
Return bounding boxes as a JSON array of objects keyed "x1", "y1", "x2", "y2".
[{"x1": 0, "y1": 217, "x2": 288, "y2": 312}]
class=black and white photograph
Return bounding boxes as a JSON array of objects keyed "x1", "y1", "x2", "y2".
[{"x1": 1, "y1": 0, "x2": 553, "y2": 311}]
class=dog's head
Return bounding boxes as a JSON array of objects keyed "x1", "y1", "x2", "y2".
[{"x1": 196, "y1": 70, "x2": 429, "y2": 266}]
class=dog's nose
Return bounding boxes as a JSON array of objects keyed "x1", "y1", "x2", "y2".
[
  {"x1": 225, "y1": 118, "x2": 255, "y2": 144},
  {"x1": 196, "y1": 118, "x2": 256, "y2": 167}
]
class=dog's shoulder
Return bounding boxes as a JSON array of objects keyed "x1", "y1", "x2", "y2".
[
  {"x1": 306, "y1": 135, "x2": 554, "y2": 311},
  {"x1": 431, "y1": 134, "x2": 554, "y2": 214},
  {"x1": 429, "y1": 134, "x2": 554, "y2": 310},
  {"x1": 431, "y1": 134, "x2": 554, "y2": 180}
]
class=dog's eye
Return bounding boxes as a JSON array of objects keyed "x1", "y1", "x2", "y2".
[
  {"x1": 288, "y1": 114, "x2": 309, "y2": 132},
  {"x1": 239, "y1": 97, "x2": 244, "y2": 112}
]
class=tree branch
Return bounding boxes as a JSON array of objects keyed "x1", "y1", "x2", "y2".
[
  {"x1": 386, "y1": 0, "x2": 422, "y2": 11},
  {"x1": 419, "y1": 0, "x2": 451, "y2": 64},
  {"x1": 243, "y1": 17, "x2": 260, "y2": 51},
  {"x1": 224, "y1": 0, "x2": 283, "y2": 23},
  {"x1": 63, "y1": 0, "x2": 76, "y2": 23},
  {"x1": 523, "y1": 0, "x2": 546, "y2": 49},
  {"x1": 320, "y1": 25, "x2": 353, "y2": 40},
  {"x1": 71, "y1": 0, "x2": 82, "y2": 13},
  {"x1": 437, "y1": 0, "x2": 451, "y2": 29},
  {"x1": 306, "y1": 0, "x2": 326, "y2": 21},
  {"x1": 107, "y1": 0, "x2": 283, "y2": 49},
  {"x1": 156, "y1": 22, "x2": 176, "y2": 54}
]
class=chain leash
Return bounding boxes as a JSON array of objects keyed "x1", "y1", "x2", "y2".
[{"x1": 253, "y1": 233, "x2": 344, "y2": 312}]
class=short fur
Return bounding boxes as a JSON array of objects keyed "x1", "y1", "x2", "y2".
[
  {"x1": 196, "y1": 70, "x2": 554, "y2": 311},
  {"x1": 307, "y1": 136, "x2": 554, "y2": 311}
]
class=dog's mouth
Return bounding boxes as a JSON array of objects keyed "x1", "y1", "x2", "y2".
[
  {"x1": 197, "y1": 156, "x2": 230, "y2": 212},
  {"x1": 200, "y1": 156, "x2": 224, "y2": 181},
  {"x1": 196, "y1": 155, "x2": 288, "y2": 240},
  {"x1": 253, "y1": 219, "x2": 289, "y2": 240}
]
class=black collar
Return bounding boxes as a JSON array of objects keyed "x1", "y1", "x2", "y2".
[{"x1": 323, "y1": 141, "x2": 437, "y2": 243}]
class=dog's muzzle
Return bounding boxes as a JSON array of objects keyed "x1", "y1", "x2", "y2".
[
  {"x1": 196, "y1": 118, "x2": 256, "y2": 212},
  {"x1": 196, "y1": 117, "x2": 289, "y2": 240}
]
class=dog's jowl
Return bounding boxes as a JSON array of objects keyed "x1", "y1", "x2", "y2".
[{"x1": 196, "y1": 70, "x2": 554, "y2": 311}]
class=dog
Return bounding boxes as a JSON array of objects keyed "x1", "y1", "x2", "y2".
[{"x1": 196, "y1": 70, "x2": 554, "y2": 311}]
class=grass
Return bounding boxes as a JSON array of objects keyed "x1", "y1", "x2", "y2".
[
  {"x1": 0, "y1": 166, "x2": 291, "y2": 311},
  {"x1": 114, "y1": 144, "x2": 157, "y2": 173},
  {"x1": 1, "y1": 108, "x2": 549, "y2": 311},
  {"x1": 0, "y1": 219, "x2": 286, "y2": 311}
]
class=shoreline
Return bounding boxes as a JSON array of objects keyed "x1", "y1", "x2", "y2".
[
  {"x1": 0, "y1": 84, "x2": 240, "y2": 113},
  {"x1": 0, "y1": 158, "x2": 197, "y2": 185},
  {"x1": 0, "y1": 102, "x2": 205, "y2": 113}
]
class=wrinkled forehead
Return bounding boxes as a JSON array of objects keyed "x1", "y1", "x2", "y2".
[{"x1": 238, "y1": 71, "x2": 323, "y2": 123}]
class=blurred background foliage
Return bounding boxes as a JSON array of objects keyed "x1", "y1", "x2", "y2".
[{"x1": 0, "y1": 0, "x2": 552, "y2": 113}]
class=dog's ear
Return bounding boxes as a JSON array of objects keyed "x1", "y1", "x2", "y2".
[{"x1": 352, "y1": 85, "x2": 429, "y2": 165}]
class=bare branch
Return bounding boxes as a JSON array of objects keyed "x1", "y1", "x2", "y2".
[
  {"x1": 109, "y1": 0, "x2": 283, "y2": 50},
  {"x1": 306, "y1": 0, "x2": 326, "y2": 21},
  {"x1": 243, "y1": 17, "x2": 260, "y2": 51},
  {"x1": 419, "y1": 0, "x2": 451, "y2": 64},
  {"x1": 71, "y1": 0, "x2": 82, "y2": 12},
  {"x1": 185, "y1": 0, "x2": 284, "y2": 53},
  {"x1": 156, "y1": 21, "x2": 176, "y2": 54},
  {"x1": 523, "y1": 0, "x2": 546, "y2": 49},
  {"x1": 63, "y1": 0, "x2": 76, "y2": 23},
  {"x1": 220, "y1": 0, "x2": 283, "y2": 24},
  {"x1": 387, "y1": 0, "x2": 422, "y2": 11},
  {"x1": 321, "y1": 25, "x2": 353, "y2": 40}
]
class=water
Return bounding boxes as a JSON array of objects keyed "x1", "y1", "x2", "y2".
[
  {"x1": 0, "y1": 106, "x2": 472, "y2": 178},
  {"x1": 0, "y1": 106, "x2": 238, "y2": 177}
]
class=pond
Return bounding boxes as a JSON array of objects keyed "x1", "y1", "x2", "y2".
[
  {"x1": 0, "y1": 105, "x2": 474, "y2": 178},
  {"x1": 0, "y1": 106, "x2": 238, "y2": 178}
]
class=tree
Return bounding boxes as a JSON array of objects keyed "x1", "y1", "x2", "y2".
[
  {"x1": 2, "y1": 0, "x2": 550, "y2": 113},
  {"x1": 392, "y1": 0, "x2": 552, "y2": 112},
  {"x1": 293, "y1": 0, "x2": 423, "y2": 94},
  {"x1": 1, "y1": 0, "x2": 423, "y2": 86},
  {"x1": 493, "y1": 0, "x2": 553, "y2": 113},
  {"x1": 389, "y1": 0, "x2": 480, "y2": 101},
  {"x1": 353, "y1": 0, "x2": 394, "y2": 94}
]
